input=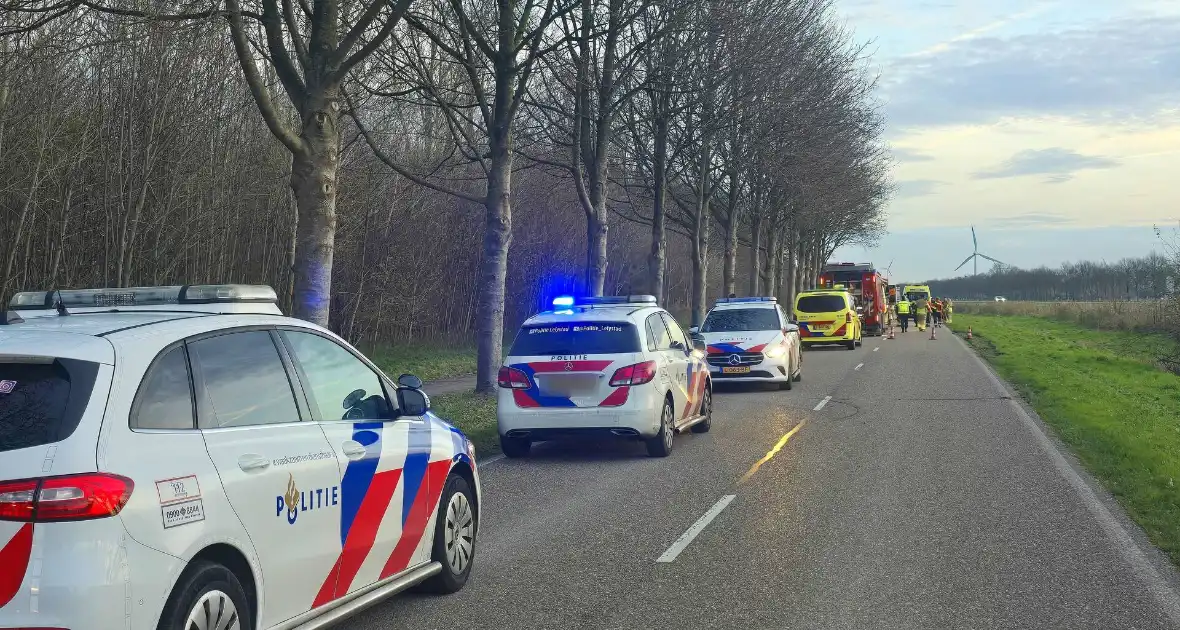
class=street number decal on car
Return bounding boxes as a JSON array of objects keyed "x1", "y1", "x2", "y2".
[
  {"x1": 156, "y1": 474, "x2": 201, "y2": 505},
  {"x1": 161, "y1": 498, "x2": 205, "y2": 529}
]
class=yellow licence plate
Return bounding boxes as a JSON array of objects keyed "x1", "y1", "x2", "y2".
[{"x1": 721, "y1": 366, "x2": 751, "y2": 374}]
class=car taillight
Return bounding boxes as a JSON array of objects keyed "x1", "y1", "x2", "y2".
[
  {"x1": 497, "y1": 366, "x2": 532, "y2": 389},
  {"x1": 609, "y1": 361, "x2": 657, "y2": 386},
  {"x1": 0, "y1": 473, "x2": 134, "y2": 522}
]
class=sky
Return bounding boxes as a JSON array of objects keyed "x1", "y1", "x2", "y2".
[{"x1": 830, "y1": 0, "x2": 1180, "y2": 282}]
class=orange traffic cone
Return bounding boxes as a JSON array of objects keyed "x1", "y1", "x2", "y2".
[{"x1": 967, "y1": 327, "x2": 973, "y2": 340}]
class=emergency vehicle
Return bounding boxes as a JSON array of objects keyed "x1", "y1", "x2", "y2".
[
  {"x1": 793, "y1": 286, "x2": 863, "y2": 350},
  {"x1": 690, "y1": 297, "x2": 802, "y2": 389},
  {"x1": 900, "y1": 284, "x2": 931, "y2": 303},
  {"x1": 497, "y1": 295, "x2": 712, "y2": 459},
  {"x1": 818, "y1": 262, "x2": 888, "y2": 335},
  {"x1": 0, "y1": 285, "x2": 480, "y2": 630}
]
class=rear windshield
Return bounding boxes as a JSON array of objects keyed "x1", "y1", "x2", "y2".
[
  {"x1": 510, "y1": 322, "x2": 641, "y2": 356},
  {"x1": 701, "y1": 308, "x2": 780, "y2": 332},
  {"x1": 905, "y1": 291, "x2": 929, "y2": 301},
  {"x1": 0, "y1": 358, "x2": 99, "y2": 453},
  {"x1": 796, "y1": 295, "x2": 848, "y2": 313}
]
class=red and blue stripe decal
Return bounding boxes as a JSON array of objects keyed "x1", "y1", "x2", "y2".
[
  {"x1": 0, "y1": 523, "x2": 33, "y2": 608},
  {"x1": 706, "y1": 342, "x2": 768, "y2": 355}
]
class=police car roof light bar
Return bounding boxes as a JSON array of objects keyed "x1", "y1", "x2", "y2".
[
  {"x1": 572, "y1": 295, "x2": 657, "y2": 306},
  {"x1": 9, "y1": 284, "x2": 279, "y2": 311},
  {"x1": 715, "y1": 296, "x2": 776, "y2": 304}
]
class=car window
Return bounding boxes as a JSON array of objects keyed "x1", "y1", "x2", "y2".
[
  {"x1": 660, "y1": 313, "x2": 689, "y2": 349},
  {"x1": 646, "y1": 314, "x2": 672, "y2": 351},
  {"x1": 132, "y1": 346, "x2": 195, "y2": 430},
  {"x1": 283, "y1": 331, "x2": 393, "y2": 421},
  {"x1": 189, "y1": 331, "x2": 301, "y2": 429},
  {"x1": 796, "y1": 295, "x2": 848, "y2": 313},
  {"x1": 701, "y1": 308, "x2": 780, "y2": 332},
  {"x1": 0, "y1": 358, "x2": 99, "y2": 453},
  {"x1": 509, "y1": 322, "x2": 642, "y2": 355}
]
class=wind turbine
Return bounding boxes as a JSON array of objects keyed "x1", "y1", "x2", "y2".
[{"x1": 954, "y1": 226, "x2": 1006, "y2": 275}]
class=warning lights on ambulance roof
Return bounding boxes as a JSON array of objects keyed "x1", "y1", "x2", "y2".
[
  {"x1": 8, "y1": 284, "x2": 279, "y2": 310},
  {"x1": 714, "y1": 296, "x2": 777, "y2": 304}
]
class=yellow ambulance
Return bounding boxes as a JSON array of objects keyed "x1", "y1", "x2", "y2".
[{"x1": 793, "y1": 285, "x2": 863, "y2": 350}]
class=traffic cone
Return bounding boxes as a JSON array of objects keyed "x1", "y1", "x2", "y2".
[{"x1": 967, "y1": 327, "x2": 972, "y2": 340}]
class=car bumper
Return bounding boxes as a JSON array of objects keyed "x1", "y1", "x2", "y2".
[
  {"x1": 707, "y1": 358, "x2": 791, "y2": 381},
  {"x1": 497, "y1": 386, "x2": 665, "y2": 439}
]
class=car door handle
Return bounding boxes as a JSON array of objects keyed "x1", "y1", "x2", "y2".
[
  {"x1": 342, "y1": 440, "x2": 368, "y2": 460},
  {"x1": 237, "y1": 454, "x2": 270, "y2": 472}
]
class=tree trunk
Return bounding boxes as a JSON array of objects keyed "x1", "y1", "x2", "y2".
[
  {"x1": 784, "y1": 227, "x2": 797, "y2": 305},
  {"x1": 289, "y1": 93, "x2": 341, "y2": 327},
  {"x1": 586, "y1": 209, "x2": 608, "y2": 296},
  {"x1": 722, "y1": 173, "x2": 740, "y2": 296},
  {"x1": 648, "y1": 115, "x2": 668, "y2": 302},
  {"x1": 749, "y1": 197, "x2": 762, "y2": 296},
  {"x1": 475, "y1": 125, "x2": 514, "y2": 394},
  {"x1": 691, "y1": 144, "x2": 711, "y2": 327}
]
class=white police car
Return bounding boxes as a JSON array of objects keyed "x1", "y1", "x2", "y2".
[
  {"x1": 497, "y1": 295, "x2": 712, "y2": 458},
  {"x1": 0, "y1": 285, "x2": 480, "y2": 630},
  {"x1": 690, "y1": 297, "x2": 802, "y2": 389}
]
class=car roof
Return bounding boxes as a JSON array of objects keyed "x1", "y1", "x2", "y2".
[
  {"x1": 710, "y1": 301, "x2": 778, "y2": 310},
  {"x1": 2, "y1": 310, "x2": 328, "y2": 349},
  {"x1": 524, "y1": 305, "x2": 663, "y2": 326},
  {"x1": 3, "y1": 311, "x2": 214, "y2": 336}
]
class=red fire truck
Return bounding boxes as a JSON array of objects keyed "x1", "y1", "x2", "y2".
[{"x1": 818, "y1": 262, "x2": 889, "y2": 336}]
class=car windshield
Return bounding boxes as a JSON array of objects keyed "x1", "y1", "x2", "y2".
[
  {"x1": 509, "y1": 322, "x2": 641, "y2": 355},
  {"x1": 796, "y1": 295, "x2": 847, "y2": 313},
  {"x1": 701, "y1": 308, "x2": 779, "y2": 332},
  {"x1": 905, "y1": 291, "x2": 929, "y2": 302},
  {"x1": 0, "y1": 358, "x2": 99, "y2": 453}
]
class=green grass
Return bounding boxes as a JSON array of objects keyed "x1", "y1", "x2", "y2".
[
  {"x1": 951, "y1": 314, "x2": 1180, "y2": 564},
  {"x1": 431, "y1": 391, "x2": 500, "y2": 458},
  {"x1": 367, "y1": 344, "x2": 477, "y2": 382}
]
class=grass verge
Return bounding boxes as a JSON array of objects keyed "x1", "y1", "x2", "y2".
[
  {"x1": 367, "y1": 345, "x2": 477, "y2": 382},
  {"x1": 431, "y1": 391, "x2": 500, "y2": 458},
  {"x1": 951, "y1": 314, "x2": 1180, "y2": 564}
]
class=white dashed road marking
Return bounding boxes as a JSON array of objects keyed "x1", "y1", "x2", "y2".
[
  {"x1": 814, "y1": 396, "x2": 832, "y2": 411},
  {"x1": 855, "y1": 363, "x2": 864, "y2": 371},
  {"x1": 656, "y1": 495, "x2": 737, "y2": 563}
]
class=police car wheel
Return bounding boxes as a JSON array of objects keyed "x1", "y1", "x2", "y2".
[
  {"x1": 158, "y1": 560, "x2": 252, "y2": 630},
  {"x1": 691, "y1": 386, "x2": 712, "y2": 433},
  {"x1": 500, "y1": 435, "x2": 531, "y2": 458},
  {"x1": 646, "y1": 398, "x2": 675, "y2": 457},
  {"x1": 420, "y1": 474, "x2": 476, "y2": 594}
]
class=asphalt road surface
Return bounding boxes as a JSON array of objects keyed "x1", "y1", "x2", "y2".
[{"x1": 358, "y1": 327, "x2": 1180, "y2": 629}]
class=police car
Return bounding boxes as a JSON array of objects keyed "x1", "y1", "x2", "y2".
[
  {"x1": 689, "y1": 297, "x2": 802, "y2": 389},
  {"x1": 0, "y1": 285, "x2": 480, "y2": 630},
  {"x1": 497, "y1": 295, "x2": 712, "y2": 458}
]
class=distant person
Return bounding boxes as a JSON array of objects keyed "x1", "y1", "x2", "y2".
[
  {"x1": 914, "y1": 298, "x2": 928, "y2": 332},
  {"x1": 932, "y1": 298, "x2": 943, "y2": 328},
  {"x1": 895, "y1": 301, "x2": 908, "y2": 332},
  {"x1": 945, "y1": 299, "x2": 954, "y2": 324}
]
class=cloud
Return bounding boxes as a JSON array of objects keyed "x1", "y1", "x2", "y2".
[
  {"x1": 984, "y1": 212, "x2": 1076, "y2": 229},
  {"x1": 884, "y1": 16, "x2": 1180, "y2": 128},
  {"x1": 895, "y1": 179, "x2": 946, "y2": 198},
  {"x1": 971, "y1": 148, "x2": 1120, "y2": 183},
  {"x1": 890, "y1": 146, "x2": 935, "y2": 162},
  {"x1": 909, "y1": 2, "x2": 1057, "y2": 57}
]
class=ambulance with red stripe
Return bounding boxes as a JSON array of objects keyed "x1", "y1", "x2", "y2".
[
  {"x1": 690, "y1": 297, "x2": 803, "y2": 389},
  {"x1": 497, "y1": 295, "x2": 712, "y2": 459},
  {"x1": 0, "y1": 285, "x2": 480, "y2": 630}
]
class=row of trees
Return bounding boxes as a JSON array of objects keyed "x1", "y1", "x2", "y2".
[
  {"x1": 929, "y1": 255, "x2": 1178, "y2": 301},
  {"x1": 1, "y1": 0, "x2": 890, "y2": 390}
]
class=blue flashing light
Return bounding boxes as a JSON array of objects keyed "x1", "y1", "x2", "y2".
[{"x1": 552, "y1": 296, "x2": 575, "y2": 307}]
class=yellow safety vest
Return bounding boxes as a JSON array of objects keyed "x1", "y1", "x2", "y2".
[{"x1": 897, "y1": 301, "x2": 910, "y2": 314}]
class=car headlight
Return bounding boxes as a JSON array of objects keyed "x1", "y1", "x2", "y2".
[{"x1": 764, "y1": 344, "x2": 787, "y2": 358}]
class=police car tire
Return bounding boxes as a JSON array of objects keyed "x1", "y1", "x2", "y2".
[
  {"x1": 158, "y1": 560, "x2": 253, "y2": 630},
  {"x1": 646, "y1": 399, "x2": 674, "y2": 457},
  {"x1": 691, "y1": 387, "x2": 712, "y2": 433},
  {"x1": 500, "y1": 435, "x2": 531, "y2": 458},
  {"x1": 420, "y1": 474, "x2": 476, "y2": 594}
]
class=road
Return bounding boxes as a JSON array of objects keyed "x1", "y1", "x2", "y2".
[{"x1": 357, "y1": 327, "x2": 1180, "y2": 629}]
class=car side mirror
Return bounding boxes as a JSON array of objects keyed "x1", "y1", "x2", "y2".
[
  {"x1": 688, "y1": 326, "x2": 700, "y2": 335},
  {"x1": 784, "y1": 324, "x2": 799, "y2": 333},
  {"x1": 397, "y1": 387, "x2": 430, "y2": 416},
  {"x1": 397, "y1": 373, "x2": 423, "y2": 389}
]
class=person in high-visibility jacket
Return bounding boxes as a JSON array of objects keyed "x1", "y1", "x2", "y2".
[
  {"x1": 914, "y1": 298, "x2": 928, "y2": 331},
  {"x1": 932, "y1": 298, "x2": 944, "y2": 328},
  {"x1": 945, "y1": 299, "x2": 954, "y2": 324},
  {"x1": 896, "y1": 299, "x2": 911, "y2": 332}
]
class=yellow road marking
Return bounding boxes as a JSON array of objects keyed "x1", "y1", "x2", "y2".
[{"x1": 738, "y1": 419, "x2": 807, "y2": 485}]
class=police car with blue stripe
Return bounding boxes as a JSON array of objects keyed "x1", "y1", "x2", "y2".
[
  {"x1": 497, "y1": 295, "x2": 712, "y2": 458},
  {"x1": 689, "y1": 297, "x2": 803, "y2": 389},
  {"x1": 0, "y1": 285, "x2": 479, "y2": 630}
]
